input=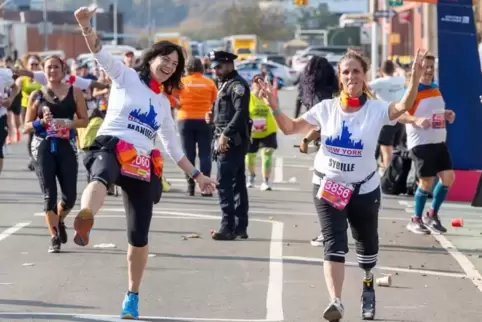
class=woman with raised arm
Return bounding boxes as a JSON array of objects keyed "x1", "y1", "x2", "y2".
[
  {"x1": 73, "y1": 7, "x2": 217, "y2": 320},
  {"x1": 257, "y1": 49, "x2": 427, "y2": 321}
]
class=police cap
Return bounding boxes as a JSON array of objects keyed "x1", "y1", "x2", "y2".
[{"x1": 209, "y1": 50, "x2": 238, "y2": 67}]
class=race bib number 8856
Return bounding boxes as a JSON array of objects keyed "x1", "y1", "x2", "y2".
[{"x1": 317, "y1": 178, "x2": 354, "y2": 210}]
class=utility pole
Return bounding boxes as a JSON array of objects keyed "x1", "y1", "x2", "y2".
[
  {"x1": 422, "y1": 4, "x2": 437, "y2": 55},
  {"x1": 113, "y1": 0, "x2": 118, "y2": 46},
  {"x1": 42, "y1": 0, "x2": 48, "y2": 50},
  {"x1": 147, "y1": 0, "x2": 152, "y2": 45},
  {"x1": 369, "y1": 0, "x2": 379, "y2": 80},
  {"x1": 381, "y1": 0, "x2": 389, "y2": 62},
  {"x1": 92, "y1": 0, "x2": 97, "y2": 30}
]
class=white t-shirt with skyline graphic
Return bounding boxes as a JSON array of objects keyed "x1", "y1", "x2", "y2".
[{"x1": 302, "y1": 98, "x2": 393, "y2": 194}]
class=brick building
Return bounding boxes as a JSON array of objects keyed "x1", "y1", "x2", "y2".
[{"x1": 0, "y1": 8, "x2": 124, "y2": 59}]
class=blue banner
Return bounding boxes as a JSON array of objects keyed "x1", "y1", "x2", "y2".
[{"x1": 437, "y1": 1, "x2": 482, "y2": 170}]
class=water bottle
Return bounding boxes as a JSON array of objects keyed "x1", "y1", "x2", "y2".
[{"x1": 43, "y1": 106, "x2": 57, "y2": 152}]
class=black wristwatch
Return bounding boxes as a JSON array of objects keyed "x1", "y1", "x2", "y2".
[{"x1": 302, "y1": 138, "x2": 309, "y2": 143}]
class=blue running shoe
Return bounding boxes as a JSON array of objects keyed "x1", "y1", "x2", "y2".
[{"x1": 121, "y1": 292, "x2": 139, "y2": 320}]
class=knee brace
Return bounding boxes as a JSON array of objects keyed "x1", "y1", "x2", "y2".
[
  {"x1": 245, "y1": 153, "x2": 257, "y2": 168},
  {"x1": 261, "y1": 148, "x2": 274, "y2": 169}
]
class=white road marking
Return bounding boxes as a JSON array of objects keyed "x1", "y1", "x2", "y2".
[
  {"x1": 273, "y1": 157, "x2": 284, "y2": 183},
  {"x1": 431, "y1": 234, "x2": 482, "y2": 293},
  {"x1": 399, "y1": 200, "x2": 479, "y2": 210},
  {"x1": 31, "y1": 210, "x2": 285, "y2": 321},
  {"x1": 266, "y1": 221, "x2": 284, "y2": 321},
  {"x1": 283, "y1": 256, "x2": 467, "y2": 278},
  {"x1": 0, "y1": 222, "x2": 31, "y2": 242},
  {"x1": 0, "y1": 313, "x2": 270, "y2": 322},
  {"x1": 33, "y1": 209, "x2": 407, "y2": 221}
]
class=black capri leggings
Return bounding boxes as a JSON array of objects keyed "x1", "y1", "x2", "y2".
[
  {"x1": 0, "y1": 115, "x2": 7, "y2": 159},
  {"x1": 83, "y1": 135, "x2": 162, "y2": 248},
  {"x1": 313, "y1": 185, "x2": 381, "y2": 271},
  {"x1": 33, "y1": 138, "x2": 78, "y2": 212}
]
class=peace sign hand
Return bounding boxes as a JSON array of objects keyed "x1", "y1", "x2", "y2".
[
  {"x1": 411, "y1": 49, "x2": 429, "y2": 80},
  {"x1": 74, "y1": 6, "x2": 96, "y2": 27},
  {"x1": 257, "y1": 76, "x2": 278, "y2": 110}
]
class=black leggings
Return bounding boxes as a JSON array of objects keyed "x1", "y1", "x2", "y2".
[
  {"x1": 33, "y1": 138, "x2": 78, "y2": 212},
  {"x1": 27, "y1": 132, "x2": 33, "y2": 159},
  {"x1": 313, "y1": 185, "x2": 381, "y2": 271},
  {"x1": 0, "y1": 115, "x2": 7, "y2": 159},
  {"x1": 84, "y1": 136, "x2": 162, "y2": 248}
]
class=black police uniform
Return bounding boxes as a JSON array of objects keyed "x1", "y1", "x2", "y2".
[{"x1": 209, "y1": 51, "x2": 251, "y2": 241}]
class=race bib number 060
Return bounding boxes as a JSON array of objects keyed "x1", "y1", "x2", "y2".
[
  {"x1": 120, "y1": 153, "x2": 151, "y2": 182},
  {"x1": 317, "y1": 178, "x2": 354, "y2": 210}
]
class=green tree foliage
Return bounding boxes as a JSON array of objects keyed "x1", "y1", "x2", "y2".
[
  {"x1": 221, "y1": 2, "x2": 294, "y2": 41},
  {"x1": 295, "y1": 3, "x2": 339, "y2": 30}
]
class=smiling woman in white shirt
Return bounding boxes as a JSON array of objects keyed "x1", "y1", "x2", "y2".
[
  {"x1": 73, "y1": 6, "x2": 217, "y2": 320},
  {"x1": 257, "y1": 49, "x2": 427, "y2": 321}
]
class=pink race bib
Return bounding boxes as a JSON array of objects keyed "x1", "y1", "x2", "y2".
[
  {"x1": 120, "y1": 153, "x2": 151, "y2": 182},
  {"x1": 432, "y1": 113, "x2": 445, "y2": 129},
  {"x1": 252, "y1": 117, "x2": 267, "y2": 132},
  {"x1": 317, "y1": 178, "x2": 354, "y2": 210}
]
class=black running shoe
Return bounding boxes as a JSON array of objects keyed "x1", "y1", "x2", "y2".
[
  {"x1": 48, "y1": 235, "x2": 61, "y2": 253},
  {"x1": 423, "y1": 212, "x2": 447, "y2": 234},
  {"x1": 58, "y1": 221, "x2": 68, "y2": 244}
]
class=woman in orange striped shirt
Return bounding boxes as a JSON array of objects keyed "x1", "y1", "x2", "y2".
[{"x1": 177, "y1": 57, "x2": 218, "y2": 196}]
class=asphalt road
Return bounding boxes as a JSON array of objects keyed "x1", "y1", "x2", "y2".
[{"x1": 0, "y1": 89, "x2": 482, "y2": 321}]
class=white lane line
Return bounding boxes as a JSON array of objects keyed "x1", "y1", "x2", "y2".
[
  {"x1": 0, "y1": 313, "x2": 269, "y2": 322},
  {"x1": 398, "y1": 200, "x2": 479, "y2": 210},
  {"x1": 283, "y1": 256, "x2": 467, "y2": 279},
  {"x1": 0, "y1": 222, "x2": 31, "y2": 242},
  {"x1": 32, "y1": 210, "x2": 285, "y2": 321},
  {"x1": 273, "y1": 157, "x2": 284, "y2": 183},
  {"x1": 431, "y1": 234, "x2": 482, "y2": 293},
  {"x1": 266, "y1": 222, "x2": 284, "y2": 321},
  {"x1": 33, "y1": 209, "x2": 408, "y2": 222}
]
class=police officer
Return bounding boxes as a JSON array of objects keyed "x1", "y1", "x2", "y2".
[{"x1": 205, "y1": 50, "x2": 251, "y2": 241}]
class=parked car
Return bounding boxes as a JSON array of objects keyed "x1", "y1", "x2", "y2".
[
  {"x1": 253, "y1": 54, "x2": 287, "y2": 66},
  {"x1": 236, "y1": 60, "x2": 297, "y2": 88}
]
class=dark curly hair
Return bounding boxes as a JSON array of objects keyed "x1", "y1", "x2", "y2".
[
  {"x1": 134, "y1": 41, "x2": 185, "y2": 95},
  {"x1": 299, "y1": 55, "x2": 338, "y2": 108}
]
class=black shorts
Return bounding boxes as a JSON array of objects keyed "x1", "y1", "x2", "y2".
[
  {"x1": 313, "y1": 184, "x2": 380, "y2": 270},
  {"x1": 410, "y1": 142, "x2": 453, "y2": 178},
  {"x1": 83, "y1": 135, "x2": 162, "y2": 247},
  {"x1": 248, "y1": 133, "x2": 278, "y2": 154},
  {"x1": 0, "y1": 115, "x2": 7, "y2": 158},
  {"x1": 9, "y1": 94, "x2": 21, "y2": 115},
  {"x1": 378, "y1": 123, "x2": 404, "y2": 146}
]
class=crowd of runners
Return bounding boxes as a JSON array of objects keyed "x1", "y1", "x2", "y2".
[{"x1": 0, "y1": 5, "x2": 458, "y2": 321}]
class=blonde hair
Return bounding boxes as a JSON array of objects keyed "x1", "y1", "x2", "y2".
[{"x1": 21, "y1": 53, "x2": 41, "y2": 67}]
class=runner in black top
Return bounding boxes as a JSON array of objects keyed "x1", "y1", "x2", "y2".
[{"x1": 23, "y1": 55, "x2": 88, "y2": 253}]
